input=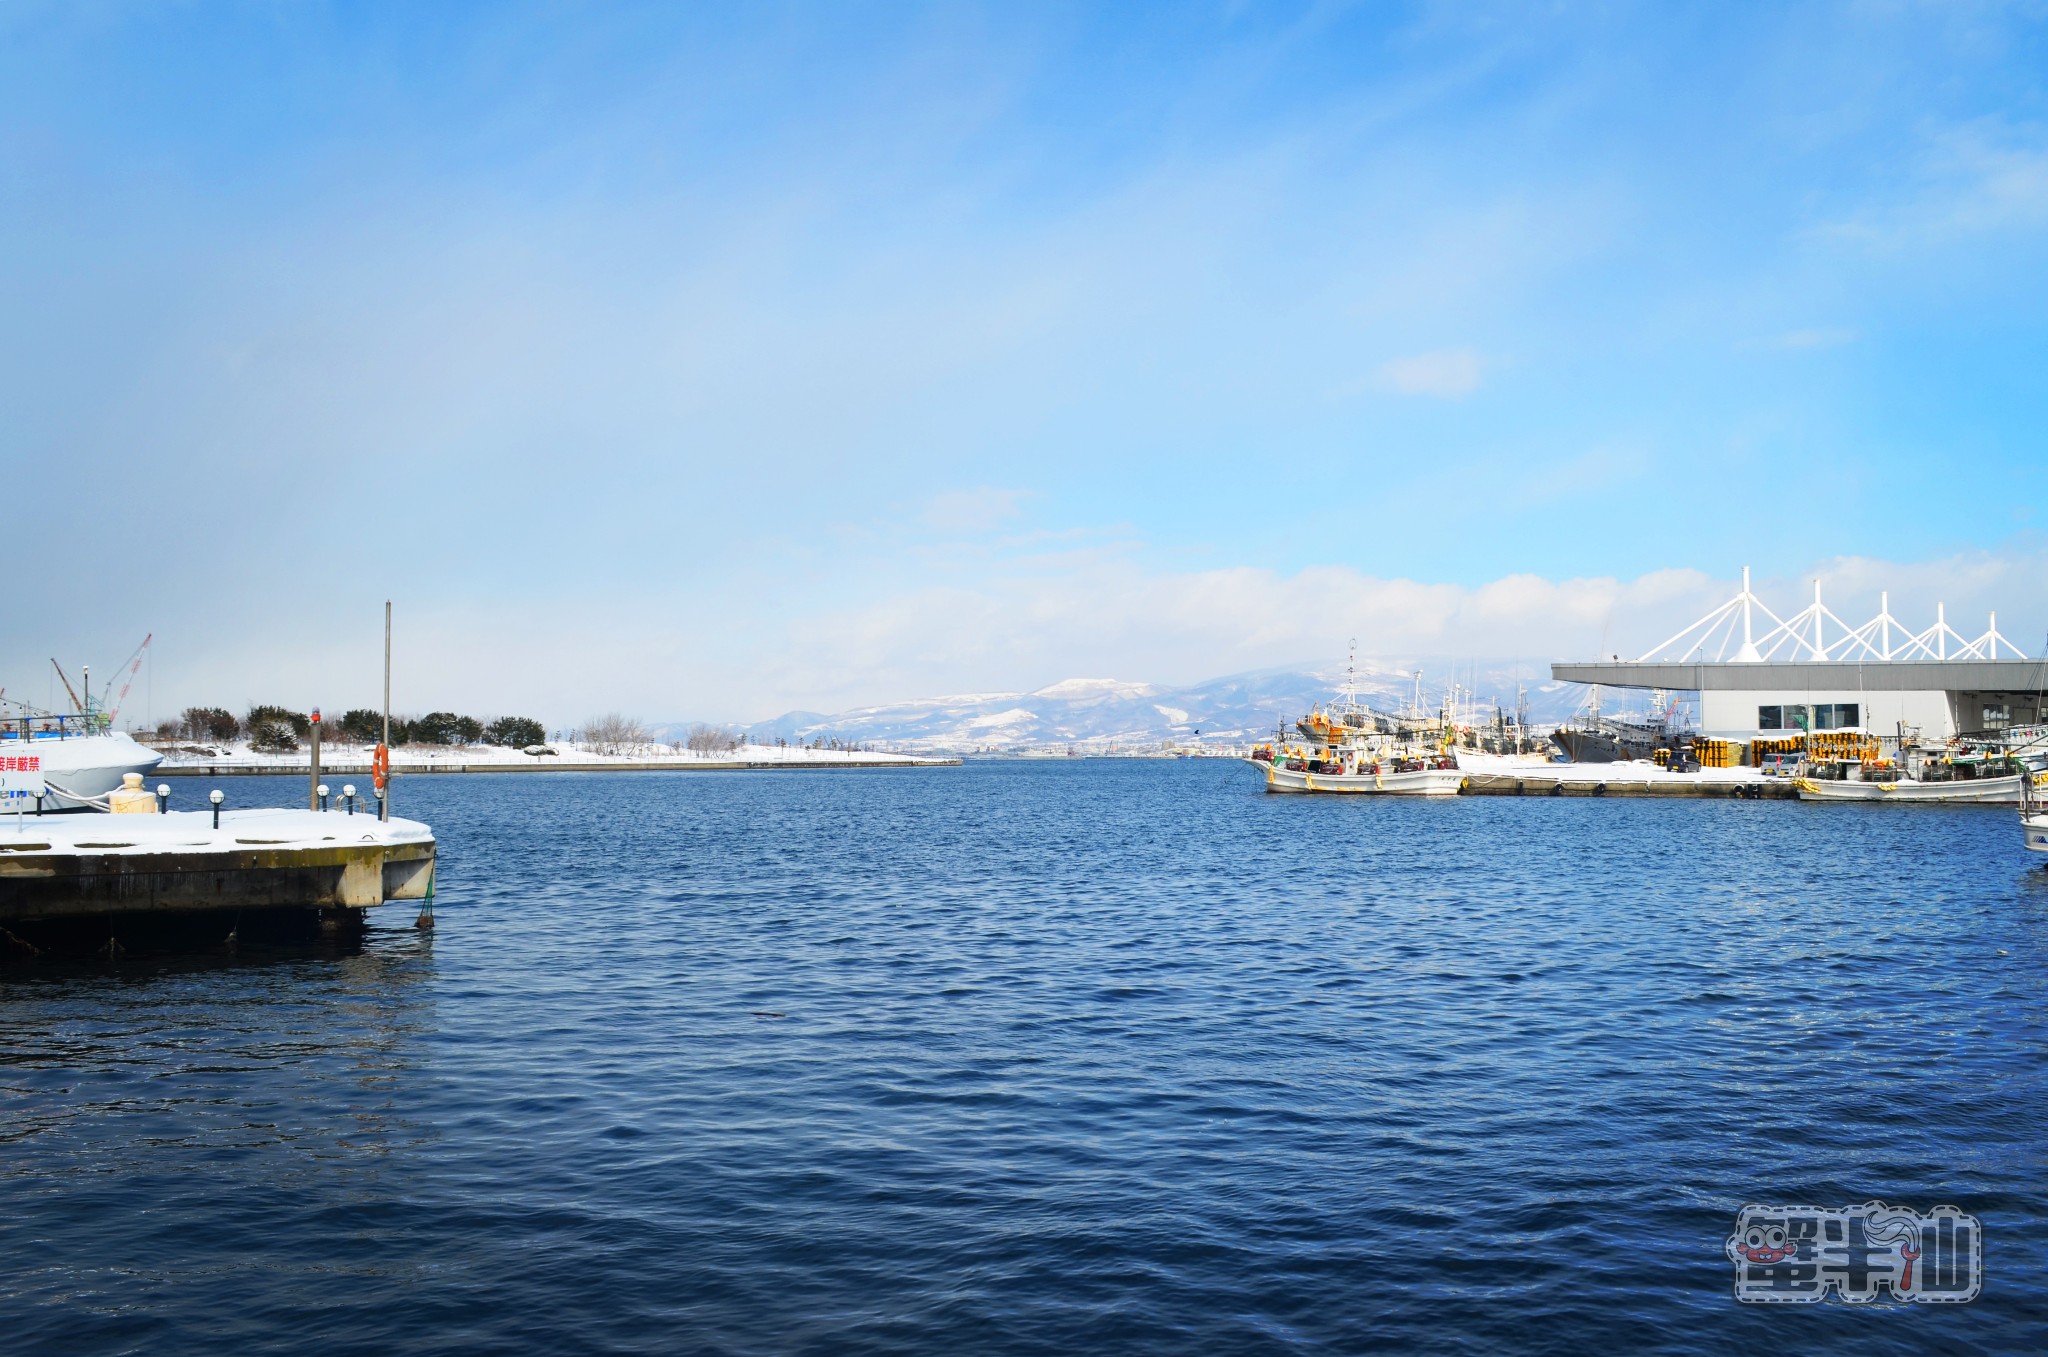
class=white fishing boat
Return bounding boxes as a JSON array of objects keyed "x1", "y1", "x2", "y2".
[
  {"x1": 1794, "y1": 737, "x2": 2048, "y2": 805},
  {"x1": 2022, "y1": 758, "x2": 2048, "y2": 855},
  {"x1": 1259, "y1": 754, "x2": 1465, "y2": 796},
  {"x1": 4, "y1": 642, "x2": 164, "y2": 810},
  {"x1": 2023, "y1": 807, "x2": 2048, "y2": 855},
  {"x1": 1, "y1": 728, "x2": 164, "y2": 810},
  {"x1": 1794, "y1": 771, "x2": 2036, "y2": 804},
  {"x1": 1246, "y1": 653, "x2": 1466, "y2": 796}
]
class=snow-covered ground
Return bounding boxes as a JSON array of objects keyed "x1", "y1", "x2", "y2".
[
  {"x1": 0, "y1": 806, "x2": 434, "y2": 856},
  {"x1": 147, "y1": 740, "x2": 948, "y2": 769},
  {"x1": 1453, "y1": 751, "x2": 1774, "y2": 784}
]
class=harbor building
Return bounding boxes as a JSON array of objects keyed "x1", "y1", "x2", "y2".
[{"x1": 1550, "y1": 570, "x2": 2046, "y2": 740}]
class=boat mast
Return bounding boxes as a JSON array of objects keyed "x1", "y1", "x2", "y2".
[{"x1": 382, "y1": 601, "x2": 392, "y2": 822}]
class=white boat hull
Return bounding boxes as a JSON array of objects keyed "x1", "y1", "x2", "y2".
[
  {"x1": 2024, "y1": 812, "x2": 2048, "y2": 854},
  {"x1": 1254, "y1": 761, "x2": 1465, "y2": 796},
  {"x1": 0, "y1": 733, "x2": 165, "y2": 810},
  {"x1": 1795, "y1": 772, "x2": 2038, "y2": 804}
]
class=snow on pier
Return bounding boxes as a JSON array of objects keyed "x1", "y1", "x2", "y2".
[
  {"x1": 0, "y1": 807, "x2": 435, "y2": 928},
  {"x1": 1453, "y1": 754, "x2": 1795, "y2": 798}
]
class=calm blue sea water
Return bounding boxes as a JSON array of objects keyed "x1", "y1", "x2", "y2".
[{"x1": 4, "y1": 762, "x2": 2046, "y2": 1354}]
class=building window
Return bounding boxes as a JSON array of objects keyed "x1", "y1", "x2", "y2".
[
  {"x1": 1760, "y1": 703, "x2": 1856, "y2": 731},
  {"x1": 1984, "y1": 703, "x2": 2011, "y2": 728}
]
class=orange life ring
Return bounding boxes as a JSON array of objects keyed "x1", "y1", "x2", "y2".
[{"x1": 372, "y1": 744, "x2": 391, "y2": 791}]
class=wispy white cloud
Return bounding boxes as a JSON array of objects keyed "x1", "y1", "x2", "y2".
[
  {"x1": 1814, "y1": 119, "x2": 2048, "y2": 249},
  {"x1": 49, "y1": 542, "x2": 2048, "y2": 728},
  {"x1": 1922, "y1": 123, "x2": 2048, "y2": 235},
  {"x1": 920, "y1": 486, "x2": 1032, "y2": 533},
  {"x1": 8, "y1": 5, "x2": 2048, "y2": 728},
  {"x1": 1515, "y1": 440, "x2": 1648, "y2": 504},
  {"x1": 1374, "y1": 347, "x2": 1484, "y2": 397},
  {"x1": 754, "y1": 548, "x2": 2048, "y2": 715}
]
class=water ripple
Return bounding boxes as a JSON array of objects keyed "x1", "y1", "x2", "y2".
[{"x1": 3, "y1": 763, "x2": 2046, "y2": 1353}]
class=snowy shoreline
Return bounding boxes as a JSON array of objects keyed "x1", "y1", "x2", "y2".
[{"x1": 147, "y1": 740, "x2": 958, "y2": 775}]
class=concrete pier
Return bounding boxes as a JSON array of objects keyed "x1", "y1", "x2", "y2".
[
  {"x1": 1453, "y1": 756, "x2": 1800, "y2": 799},
  {"x1": 0, "y1": 808, "x2": 435, "y2": 928}
]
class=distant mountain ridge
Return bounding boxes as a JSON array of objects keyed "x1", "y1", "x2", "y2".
[{"x1": 712, "y1": 661, "x2": 1593, "y2": 753}]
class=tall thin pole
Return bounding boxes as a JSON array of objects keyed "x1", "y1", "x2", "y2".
[
  {"x1": 1741, "y1": 566, "x2": 1754, "y2": 653},
  {"x1": 382, "y1": 600, "x2": 392, "y2": 822}
]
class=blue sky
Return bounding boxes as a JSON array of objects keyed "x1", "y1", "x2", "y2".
[{"x1": 5, "y1": 2, "x2": 2046, "y2": 723}]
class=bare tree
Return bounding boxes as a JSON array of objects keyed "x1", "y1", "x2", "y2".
[
  {"x1": 684, "y1": 723, "x2": 739, "y2": 755},
  {"x1": 582, "y1": 712, "x2": 652, "y2": 756}
]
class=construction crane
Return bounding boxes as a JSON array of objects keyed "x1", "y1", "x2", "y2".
[
  {"x1": 102, "y1": 634, "x2": 153, "y2": 726},
  {"x1": 50, "y1": 659, "x2": 84, "y2": 717}
]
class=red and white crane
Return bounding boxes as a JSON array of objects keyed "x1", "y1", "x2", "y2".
[{"x1": 101, "y1": 633, "x2": 153, "y2": 726}]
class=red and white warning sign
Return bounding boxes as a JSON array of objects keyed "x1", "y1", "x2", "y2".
[{"x1": 0, "y1": 752, "x2": 46, "y2": 797}]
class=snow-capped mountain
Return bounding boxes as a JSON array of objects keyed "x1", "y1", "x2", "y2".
[{"x1": 719, "y1": 661, "x2": 1591, "y2": 753}]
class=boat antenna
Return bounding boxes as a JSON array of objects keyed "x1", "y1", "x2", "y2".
[{"x1": 1345, "y1": 638, "x2": 1359, "y2": 714}]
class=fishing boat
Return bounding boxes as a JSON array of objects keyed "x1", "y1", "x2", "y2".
[
  {"x1": 2022, "y1": 796, "x2": 2048, "y2": 854},
  {"x1": 1550, "y1": 686, "x2": 1693, "y2": 764},
  {"x1": 1, "y1": 719, "x2": 163, "y2": 810},
  {"x1": 1253, "y1": 736, "x2": 1465, "y2": 795},
  {"x1": 1794, "y1": 736, "x2": 2048, "y2": 805},
  {"x1": 1245, "y1": 659, "x2": 1465, "y2": 796},
  {"x1": 1795, "y1": 770, "x2": 2037, "y2": 804},
  {"x1": 4, "y1": 644, "x2": 164, "y2": 810},
  {"x1": 2019, "y1": 745, "x2": 2048, "y2": 854},
  {"x1": 2024, "y1": 815, "x2": 2048, "y2": 854}
]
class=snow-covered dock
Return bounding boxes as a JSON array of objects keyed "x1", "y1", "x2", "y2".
[
  {"x1": 1454, "y1": 754, "x2": 1797, "y2": 798},
  {"x1": 0, "y1": 807, "x2": 435, "y2": 936}
]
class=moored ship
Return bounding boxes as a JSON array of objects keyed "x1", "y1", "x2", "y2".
[
  {"x1": 1795, "y1": 729, "x2": 2048, "y2": 804},
  {"x1": 1252, "y1": 737, "x2": 1464, "y2": 794},
  {"x1": 1246, "y1": 671, "x2": 1465, "y2": 796},
  {"x1": 4, "y1": 645, "x2": 164, "y2": 810},
  {"x1": 2, "y1": 718, "x2": 163, "y2": 810},
  {"x1": 1549, "y1": 686, "x2": 1693, "y2": 764},
  {"x1": 1549, "y1": 717, "x2": 1666, "y2": 764},
  {"x1": 2023, "y1": 769, "x2": 2048, "y2": 853}
]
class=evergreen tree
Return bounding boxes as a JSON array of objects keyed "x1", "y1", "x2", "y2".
[{"x1": 486, "y1": 716, "x2": 546, "y2": 747}]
